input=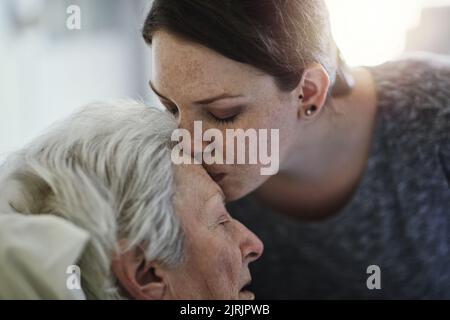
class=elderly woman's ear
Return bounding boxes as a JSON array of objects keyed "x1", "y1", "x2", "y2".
[{"x1": 112, "y1": 241, "x2": 167, "y2": 300}]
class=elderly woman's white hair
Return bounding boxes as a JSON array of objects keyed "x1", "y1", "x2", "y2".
[{"x1": 0, "y1": 99, "x2": 184, "y2": 299}]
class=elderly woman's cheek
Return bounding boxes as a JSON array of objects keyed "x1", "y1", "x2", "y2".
[{"x1": 216, "y1": 245, "x2": 242, "y2": 294}]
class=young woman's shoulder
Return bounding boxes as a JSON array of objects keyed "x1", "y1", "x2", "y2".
[
  {"x1": 369, "y1": 52, "x2": 450, "y2": 137},
  {"x1": 368, "y1": 53, "x2": 450, "y2": 195},
  {"x1": 371, "y1": 51, "x2": 450, "y2": 80}
]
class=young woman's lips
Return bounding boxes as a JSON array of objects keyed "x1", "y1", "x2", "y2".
[{"x1": 210, "y1": 172, "x2": 226, "y2": 183}]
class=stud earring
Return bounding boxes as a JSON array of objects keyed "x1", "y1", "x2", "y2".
[{"x1": 305, "y1": 105, "x2": 317, "y2": 116}]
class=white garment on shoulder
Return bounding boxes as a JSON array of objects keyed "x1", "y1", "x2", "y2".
[{"x1": 0, "y1": 212, "x2": 89, "y2": 299}]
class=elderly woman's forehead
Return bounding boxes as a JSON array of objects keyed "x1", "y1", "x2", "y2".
[{"x1": 175, "y1": 164, "x2": 220, "y2": 195}]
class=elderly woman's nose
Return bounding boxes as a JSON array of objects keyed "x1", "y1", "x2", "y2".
[{"x1": 238, "y1": 223, "x2": 264, "y2": 264}]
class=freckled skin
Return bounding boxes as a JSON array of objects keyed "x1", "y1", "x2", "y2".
[
  {"x1": 151, "y1": 30, "x2": 301, "y2": 201},
  {"x1": 161, "y1": 164, "x2": 263, "y2": 300}
]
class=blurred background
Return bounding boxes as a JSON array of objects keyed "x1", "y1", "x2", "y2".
[{"x1": 0, "y1": 0, "x2": 449, "y2": 162}]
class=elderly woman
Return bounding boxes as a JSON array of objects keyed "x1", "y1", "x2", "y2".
[{"x1": 0, "y1": 100, "x2": 263, "y2": 300}]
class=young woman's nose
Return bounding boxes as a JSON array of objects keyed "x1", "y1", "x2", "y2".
[
  {"x1": 178, "y1": 115, "x2": 225, "y2": 162},
  {"x1": 177, "y1": 114, "x2": 202, "y2": 160}
]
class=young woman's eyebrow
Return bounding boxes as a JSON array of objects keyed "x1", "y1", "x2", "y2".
[
  {"x1": 193, "y1": 93, "x2": 244, "y2": 105},
  {"x1": 149, "y1": 80, "x2": 243, "y2": 106}
]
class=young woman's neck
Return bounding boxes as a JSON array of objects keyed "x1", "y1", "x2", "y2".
[
  {"x1": 288, "y1": 69, "x2": 375, "y2": 171},
  {"x1": 256, "y1": 67, "x2": 378, "y2": 220}
]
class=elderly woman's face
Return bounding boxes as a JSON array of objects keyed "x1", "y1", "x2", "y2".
[{"x1": 164, "y1": 164, "x2": 263, "y2": 300}]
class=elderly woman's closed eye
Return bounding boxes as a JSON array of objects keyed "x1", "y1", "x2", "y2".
[{"x1": 0, "y1": 100, "x2": 263, "y2": 300}]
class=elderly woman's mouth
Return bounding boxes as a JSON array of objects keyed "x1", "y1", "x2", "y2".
[{"x1": 239, "y1": 280, "x2": 255, "y2": 300}]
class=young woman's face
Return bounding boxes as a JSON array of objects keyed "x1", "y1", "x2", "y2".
[{"x1": 151, "y1": 30, "x2": 301, "y2": 201}]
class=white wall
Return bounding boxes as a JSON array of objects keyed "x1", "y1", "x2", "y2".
[
  {"x1": 325, "y1": 0, "x2": 450, "y2": 66},
  {"x1": 0, "y1": 0, "x2": 157, "y2": 162}
]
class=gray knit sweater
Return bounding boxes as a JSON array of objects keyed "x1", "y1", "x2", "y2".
[{"x1": 229, "y1": 53, "x2": 450, "y2": 299}]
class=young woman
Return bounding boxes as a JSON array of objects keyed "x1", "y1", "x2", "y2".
[{"x1": 142, "y1": 0, "x2": 450, "y2": 298}]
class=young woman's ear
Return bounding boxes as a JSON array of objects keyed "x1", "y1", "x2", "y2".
[
  {"x1": 296, "y1": 62, "x2": 331, "y2": 120},
  {"x1": 111, "y1": 241, "x2": 167, "y2": 300}
]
